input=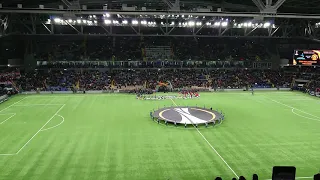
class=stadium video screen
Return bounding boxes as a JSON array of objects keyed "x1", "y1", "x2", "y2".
[{"x1": 293, "y1": 50, "x2": 320, "y2": 65}]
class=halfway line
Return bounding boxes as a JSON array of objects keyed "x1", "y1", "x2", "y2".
[{"x1": 169, "y1": 98, "x2": 239, "y2": 178}]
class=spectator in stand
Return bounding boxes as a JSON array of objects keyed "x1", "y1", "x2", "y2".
[{"x1": 16, "y1": 69, "x2": 299, "y2": 92}]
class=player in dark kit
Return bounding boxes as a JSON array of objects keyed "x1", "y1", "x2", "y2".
[{"x1": 251, "y1": 88, "x2": 254, "y2": 95}]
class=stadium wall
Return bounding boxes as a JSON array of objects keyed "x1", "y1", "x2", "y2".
[{"x1": 0, "y1": 95, "x2": 9, "y2": 103}]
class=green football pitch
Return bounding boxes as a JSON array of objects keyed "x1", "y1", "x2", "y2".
[{"x1": 0, "y1": 92, "x2": 319, "y2": 180}]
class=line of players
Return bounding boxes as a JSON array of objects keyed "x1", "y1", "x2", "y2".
[
  {"x1": 179, "y1": 90, "x2": 200, "y2": 99},
  {"x1": 137, "y1": 90, "x2": 200, "y2": 100}
]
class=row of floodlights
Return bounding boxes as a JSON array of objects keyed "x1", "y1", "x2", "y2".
[
  {"x1": 49, "y1": 18, "x2": 275, "y2": 28},
  {"x1": 102, "y1": 13, "x2": 209, "y2": 19},
  {"x1": 234, "y1": 22, "x2": 275, "y2": 28},
  {"x1": 102, "y1": 19, "x2": 229, "y2": 27},
  {"x1": 50, "y1": 18, "x2": 98, "y2": 25},
  {"x1": 50, "y1": 18, "x2": 229, "y2": 27}
]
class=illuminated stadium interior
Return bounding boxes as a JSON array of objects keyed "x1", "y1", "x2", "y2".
[{"x1": 1, "y1": 0, "x2": 320, "y2": 180}]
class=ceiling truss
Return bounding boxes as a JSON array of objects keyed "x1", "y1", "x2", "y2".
[
  {"x1": 252, "y1": 0, "x2": 286, "y2": 13},
  {"x1": 2, "y1": 6, "x2": 320, "y2": 19},
  {"x1": 1, "y1": 4, "x2": 320, "y2": 40},
  {"x1": 0, "y1": 13, "x2": 318, "y2": 39}
]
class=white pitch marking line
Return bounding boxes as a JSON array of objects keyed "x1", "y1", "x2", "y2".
[
  {"x1": 266, "y1": 177, "x2": 313, "y2": 180},
  {"x1": 0, "y1": 153, "x2": 16, "y2": 156},
  {"x1": 169, "y1": 98, "x2": 239, "y2": 179},
  {"x1": 265, "y1": 97, "x2": 320, "y2": 120},
  {"x1": 41, "y1": 114, "x2": 65, "y2": 132},
  {"x1": 294, "y1": 177, "x2": 314, "y2": 179},
  {"x1": 291, "y1": 109, "x2": 320, "y2": 122},
  {"x1": 0, "y1": 97, "x2": 28, "y2": 113},
  {"x1": 13, "y1": 104, "x2": 64, "y2": 106},
  {"x1": 25, "y1": 95, "x2": 85, "y2": 98},
  {"x1": 15, "y1": 104, "x2": 66, "y2": 154},
  {"x1": 0, "y1": 113, "x2": 16, "y2": 124}
]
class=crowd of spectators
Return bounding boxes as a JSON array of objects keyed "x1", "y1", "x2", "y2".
[
  {"x1": 3, "y1": 64, "x2": 320, "y2": 93},
  {"x1": 15, "y1": 69, "x2": 294, "y2": 92},
  {"x1": 37, "y1": 60, "x2": 247, "y2": 69},
  {"x1": 0, "y1": 69, "x2": 21, "y2": 95}
]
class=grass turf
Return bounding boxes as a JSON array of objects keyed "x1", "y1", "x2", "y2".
[{"x1": 0, "y1": 92, "x2": 319, "y2": 180}]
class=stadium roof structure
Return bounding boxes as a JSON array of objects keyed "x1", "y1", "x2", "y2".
[{"x1": 0, "y1": 0, "x2": 320, "y2": 39}]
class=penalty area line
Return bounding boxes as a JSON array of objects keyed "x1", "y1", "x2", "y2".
[
  {"x1": 266, "y1": 177, "x2": 313, "y2": 180},
  {"x1": 0, "y1": 153, "x2": 16, "y2": 156},
  {"x1": 291, "y1": 109, "x2": 320, "y2": 122},
  {"x1": 264, "y1": 97, "x2": 320, "y2": 120},
  {"x1": 0, "y1": 97, "x2": 28, "y2": 113},
  {"x1": 13, "y1": 104, "x2": 65, "y2": 106},
  {"x1": 169, "y1": 98, "x2": 239, "y2": 179},
  {"x1": 0, "y1": 113, "x2": 16, "y2": 124},
  {"x1": 15, "y1": 104, "x2": 66, "y2": 154}
]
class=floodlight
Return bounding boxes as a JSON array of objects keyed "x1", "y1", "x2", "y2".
[
  {"x1": 77, "y1": 19, "x2": 82, "y2": 24},
  {"x1": 248, "y1": 22, "x2": 252, "y2": 27},
  {"x1": 105, "y1": 13, "x2": 110, "y2": 18},
  {"x1": 214, "y1": 22, "x2": 221, "y2": 27},
  {"x1": 104, "y1": 19, "x2": 112, "y2": 24},
  {"x1": 221, "y1": 22, "x2": 228, "y2": 27},
  {"x1": 188, "y1": 21, "x2": 195, "y2": 26},
  {"x1": 132, "y1": 20, "x2": 139, "y2": 25},
  {"x1": 83, "y1": 20, "x2": 87, "y2": 23},
  {"x1": 196, "y1": 22, "x2": 202, "y2": 26},
  {"x1": 206, "y1": 22, "x2": 211, "y2": 26},
  {"x1": 68, "y1": 19, "x2": 72, "y2": 23},
  {"x1": 54, "y1": 18, "x2": 61, "y2": 23},
  {"x1": 171, "y1": 22, "x2": 175, "y2": 25},
  {"x1": 122, "y1": 20, "x2": 128, "y2": 24},
  {"x1": 264, "y1": 22, "x2": 271, "y2": 28},
  {"x1": 141, "y1": 20, "x2": 147, "y2": 25}
]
